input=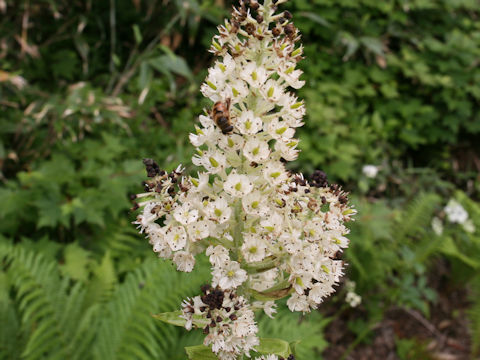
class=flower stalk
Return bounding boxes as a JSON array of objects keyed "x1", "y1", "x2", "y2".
[{"x1": 132, "y1": 0, "x2": 356, "y2": 358}]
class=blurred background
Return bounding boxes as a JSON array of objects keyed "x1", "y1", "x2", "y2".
[{"x1": 0, "y1": 0, "x2": 479, "y2": 359}]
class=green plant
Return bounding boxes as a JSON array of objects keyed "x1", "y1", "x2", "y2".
[{"x1": 0, "y1": 240, "x2": 210, "y2": 360}]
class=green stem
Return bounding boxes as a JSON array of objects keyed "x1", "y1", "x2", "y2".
[
  {"x1": 243, "y1": 255, "x2": 281, "y2": 274},
  {"x1": 232, "y1": 199, "x2": 243, "y2": 262}
]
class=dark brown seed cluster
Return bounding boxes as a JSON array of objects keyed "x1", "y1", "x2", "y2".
[
  {"x1": 131, "y1": 159, "x2": 188, "y2": 210},
  {"x1": 271, "y1": 10, "x2": 298, "y2": 42},
  {"x1": 201, "y1": 284, "x2": 225, "y2": 310},
  {"x1": 143, "y1": 158, "x2": 163, "y2": 178},
  {"x1": 183, "y1": 285, "x2": 246, "y2": 335},
  {"x1": 310, "y1": 169, "x2": 328, "y2": 188},
  {"x1": 329, "y1": 183, "x2": 350, "y2": 205}
]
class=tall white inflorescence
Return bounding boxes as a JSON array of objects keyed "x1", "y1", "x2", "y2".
[{"x1": 133, "y1": 0, "x2": 356, "y2": 358}]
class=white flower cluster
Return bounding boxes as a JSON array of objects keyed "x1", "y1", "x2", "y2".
[
  {"x1": 362, "y1": 164, "x2": 379, "y2": 179},
  {"x1": 182, "y1": 286, "x2": 259, "y2": 360},
  {"x1": 344, "y1": 280, "x2": 361, "y2": 308},
  {"x1": 443, "y1": 199, "x2": 475, "y2": 233},
  {"x1": 133, "y1": 0, "x2": 355, "y2": 358}
]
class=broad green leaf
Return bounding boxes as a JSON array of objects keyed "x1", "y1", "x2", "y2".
[
  {"x1": 153, "y1": 310, "x2": 185, "y2": 327},
  {"x1": 298, "y1": 11, "x2": 331, "y2": 28},
  {"x1": 185, "y1": 345, "x2": 217, "y2": 360},
  {"x1": 255, "y1": 338, "x2": 292, "y2": 358},
  {"x1": 60, "y1": 243, "x2": 90, "y2": 282},
  {"x1": 153, "y1": 310, "x2": 209, "y2": 328},
  {"x1": 359, "y1": 37, "x2": 385, "y2": 56},
  {"x1": 439, "y1": 237, "x2": 480, "y2": 269}
]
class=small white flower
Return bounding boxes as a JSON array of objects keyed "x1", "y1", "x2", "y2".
[
  {"x1": 165, "y1": 226, "x2": 188, "y2": 251},
  {"x1": 225, "y1": 79, "x2": 249, "y2": 101},
  {"x1": 260, "y1": 79, "x2": 284, "y2": 102},
  {"x1": 241, "y1": 233, "x2": 267, "y2": 263},
  {"x1": 189, "y1": 125, "x2": 215, "y2": 147},
  {"x1": 262, "y1": 162, "x2": 288, "y2": 185},
  {"x1": 206, "y1": 245, "x2": 230, "y2": 267},
  {"x1": 224, "y1": 173, "x2": 254, "y2": 197},
  {"x1": 346, "y1": 291, "x2": 362, "y2": 308},
  {"x1": 278, "y1": 63, "x2": 305, "y2": 89},
  {"x1": 262, "y1": 301, "x2": 277, "y2": 319},
  {"x1": 236, "y1": 110, "x2": 263, "y2": 135},
  {"x1": 260, "y1": 212, "x2": 284, "y2": 233},
  {"x1": 173, "y1": 251, "x2": 195, "y2": 272},
  {"x1": 444, "y1": 199, "x2": 469, "y2": 224},
  {"x1": 274, "y1": 139, "x2": 299, "y2": 161},
  {"x1": 187, "y1": 220, "x2": 210, "y2": 241},
  {"x1": 308, "y1": 282, "x2": 334, "y2": 304},
  {"x1": 240, "y1": 63, "x2": 268, "y2": 88},
  {"x1": 192, "y1": 150, "x2": 227, "y2": 174},
  {"x1": 206, "y1": 197, "x2": 232, "y2": 224},
  {"x1": 243, "y1": 137, "x2": 270, "y2": 163},
  {"x1": 242, "y1": 191, "x2": 269, "y2": 216},
  {"x1": 190, "y1": 172, "x2": 210, "y2": 193},
  {"x1": 217, "y1": 133, "x2": 245, "y2": 151},
  {"x1": 362, "y1": 164, "x2": 379, "y2": 178},
  {"x1": 213, "y1": 260, "x2": 247, "y2": 289},
  {"x1": 173, "y1": 203, "x2": 199, "y2": 225},
  {"x1": 287, "y1": 293, "x2": 310, "y2": 313},
  {"x1": 267, "y1": 118, "x2": 295, "y2": 140}
]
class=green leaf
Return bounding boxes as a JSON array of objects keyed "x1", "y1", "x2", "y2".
[
  {"x1": 132, "y1": 24, "x2": 143, "y2": 44},
  {"x1": 298, "y1": 12, "x2": 331, "y2": 28},
  {"x1": 439, "y1": 237, "x2": 480, "y2": 269},
  {"x1": 255, "y1": 338, "x2": 292, "y2": 357},
  {"x1": 152, "y1": 310, "x2": 209, "y2": 328},
  {"x1": 185, "y1": 345, "x2": 217, "y2": 360},
  {"x1": 153, "y1": 310, "x2": 185, "y2": 327},
  {"x1": 60, "y1": 243, "x2": 90, "y2": 281},
  {"x1": 359, "y1": 37, "x2": 384, "y2": 56}
]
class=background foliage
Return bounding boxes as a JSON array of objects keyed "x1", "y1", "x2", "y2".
[{"x1": 1, "y1": 0, "x2": 479, "y2": 358}]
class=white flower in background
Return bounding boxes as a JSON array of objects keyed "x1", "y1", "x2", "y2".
[
  {"x1": 344, "y1": 280, "x2": 362, "y2": 307},
  {"x1": 362, "y1": 164, "x2": 379, "y2": 178},
  {"x1": 444, "y1": 199, "x2": 469, "y2": 224},
  {"x1": 133, "y1": 0, "x2": 356, "y2": 356},
  {"x1": 462, "y1": 219, "x2": 475, "y2": 234},
  {"x1": 346, "y1": 291, "x2": 362, "y2": 308},
  {"x1": 431, "y1": 216, "x2": 444, "y2": 236}
]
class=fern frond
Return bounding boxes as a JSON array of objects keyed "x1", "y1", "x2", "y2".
[
  {"x1": 1, "y1": 243, "x2": 69, "y2": 360},
  {"x1": 468, "y1": 276, "x2": 480, "y2": 356},
  {"x1": 85, "y1": 251, "x2": 117, "y2": 306},
  {"x1": 0, "y1": 269, "x2": 23, "y2": 360},
  {"x1": 92, "y1": 256, "x2": 210, "y2": 360},
  {"x1": 392, "y1": 192, "x2": 441, "y2": 242}
]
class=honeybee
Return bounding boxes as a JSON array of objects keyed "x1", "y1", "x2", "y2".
[{"x1": 212, "y1": 98, "x2": 233, "y2": 134}]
